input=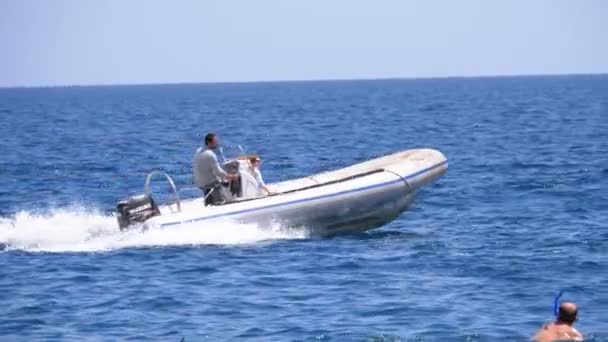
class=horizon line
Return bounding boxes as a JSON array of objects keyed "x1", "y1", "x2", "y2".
[{"x1": 1, "y1": 71, "x2": 607, "y2": 90}]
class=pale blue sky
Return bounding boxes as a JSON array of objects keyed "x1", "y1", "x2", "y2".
[{"x1": 1, "y1": 0, "x2": 606, "y2": 87}]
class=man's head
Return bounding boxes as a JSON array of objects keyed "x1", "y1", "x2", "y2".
[
  {"x1": 557, "y1": 302, "x2": 578, "y2": 324},
  {"x1": 249, "y1": 155, "x2": 261, "y2": 167},
  {"x1": 205, "y1": 133, "x2": 219, "y2": 148}
]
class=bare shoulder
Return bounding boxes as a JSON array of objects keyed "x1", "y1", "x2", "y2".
[
  {"x1": 533, "y1": 323, "x2": 553, "y2": 342},
  {"x1": 569, "y1": 327, "x2": 584, "y2": 340},
  {"x1": 552, "y1": 325, "x2": 584, "y2": 341},
  {"x1": 557, "y1": 325, "x2": 583, "y2": 339},
  {"x1": 533, "y1": 323, "x2": 584, "y2": 342}
]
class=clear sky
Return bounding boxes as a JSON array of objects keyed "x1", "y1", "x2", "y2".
[{"x1": 1, "y1": 0, "x2": 607, "y2": 87}]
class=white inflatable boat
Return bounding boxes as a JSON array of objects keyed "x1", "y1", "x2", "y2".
[{"x1": 115, "y1": 148, "x2": 447, "y2": 236}]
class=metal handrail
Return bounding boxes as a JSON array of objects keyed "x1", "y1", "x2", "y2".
[{"x1": 144, "y1": 171, "x2": 181, "y2": 213}]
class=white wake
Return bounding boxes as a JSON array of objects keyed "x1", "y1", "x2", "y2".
[{"x1": 0, "y1": 207, "x2": 309, "y2": 253}]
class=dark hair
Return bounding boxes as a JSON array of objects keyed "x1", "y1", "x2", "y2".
[
  {"x1": 558, "y1": 307, "x2": 578, "y2": 324},
  {"x1": 204, "y1": 133, "x2": 216, "y2": 146}
]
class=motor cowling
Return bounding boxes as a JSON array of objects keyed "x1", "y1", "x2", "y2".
[{"x1": 116, "y1": 194, "x2": 160, "y2": 229}]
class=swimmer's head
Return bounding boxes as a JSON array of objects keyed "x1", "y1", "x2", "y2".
[{"x1": 557, "y1": 302, "x2": 578, "y2": 324}]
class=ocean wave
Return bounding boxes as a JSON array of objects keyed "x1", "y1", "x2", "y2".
[{"x1": 0, "y1": 207, "x2": 309, "y2": 253}]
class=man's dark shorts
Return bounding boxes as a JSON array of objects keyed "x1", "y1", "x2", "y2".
[{"x1": 201, "y1": 182, "x2": 232, "y2": 206}]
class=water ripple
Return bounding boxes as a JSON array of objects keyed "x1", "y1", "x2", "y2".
[{"x1": 0, "y1": 76, "x2": 607, "y2": 340}]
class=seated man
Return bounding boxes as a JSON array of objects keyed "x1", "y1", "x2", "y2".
[
  {"x1": 192, "y1": 132, "x2": 238, "y2": 205},
  {"x1": 249, "y1": 155, "x2": 272, "y2": 196}
]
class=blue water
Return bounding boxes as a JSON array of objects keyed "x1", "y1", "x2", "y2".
[{"x1": 1, "y1": 76, "x2": 607, "y2": 341}]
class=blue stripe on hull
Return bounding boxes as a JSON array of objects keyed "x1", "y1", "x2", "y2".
[{"x1": 160, "y1": 160, "x2": 447, "y2": 227}]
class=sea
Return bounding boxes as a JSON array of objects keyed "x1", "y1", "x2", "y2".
[{"x1": 0, "y1": 75, "x2": 606, "y2": 341}]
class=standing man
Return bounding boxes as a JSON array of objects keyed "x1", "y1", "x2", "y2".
[
  {"x1": 193, "y1": 132, "x2": 237, "y2": 205},
  {"x1": 534, "y1": 302, "x2": 584, "y2": 342}
]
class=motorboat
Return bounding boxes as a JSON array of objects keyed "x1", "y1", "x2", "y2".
[{"x1": 115, "y1": 148, "x2": 448, "y2": 236}]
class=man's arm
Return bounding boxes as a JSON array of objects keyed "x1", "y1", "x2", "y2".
[
  {"x1": 254, "y1": 169, "x2": 273, "y2": 194},
  {"x1": 209, "y1": 153, "x2": 228, "y2": 179},
  {"x1": 254, "y1": 169, "x2": 265, "y2": 187},
  {"x1": 209, "y1": 153, "x2": 239, "y2": 181}
]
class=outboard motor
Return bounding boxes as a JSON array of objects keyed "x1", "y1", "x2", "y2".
[{"x1": 116, "y1": 194, "x2": 160, "y2": 230}]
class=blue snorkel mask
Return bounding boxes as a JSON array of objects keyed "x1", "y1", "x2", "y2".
[{"x1": 553, "y1": 290, "x2": 564, "y2": 317}]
